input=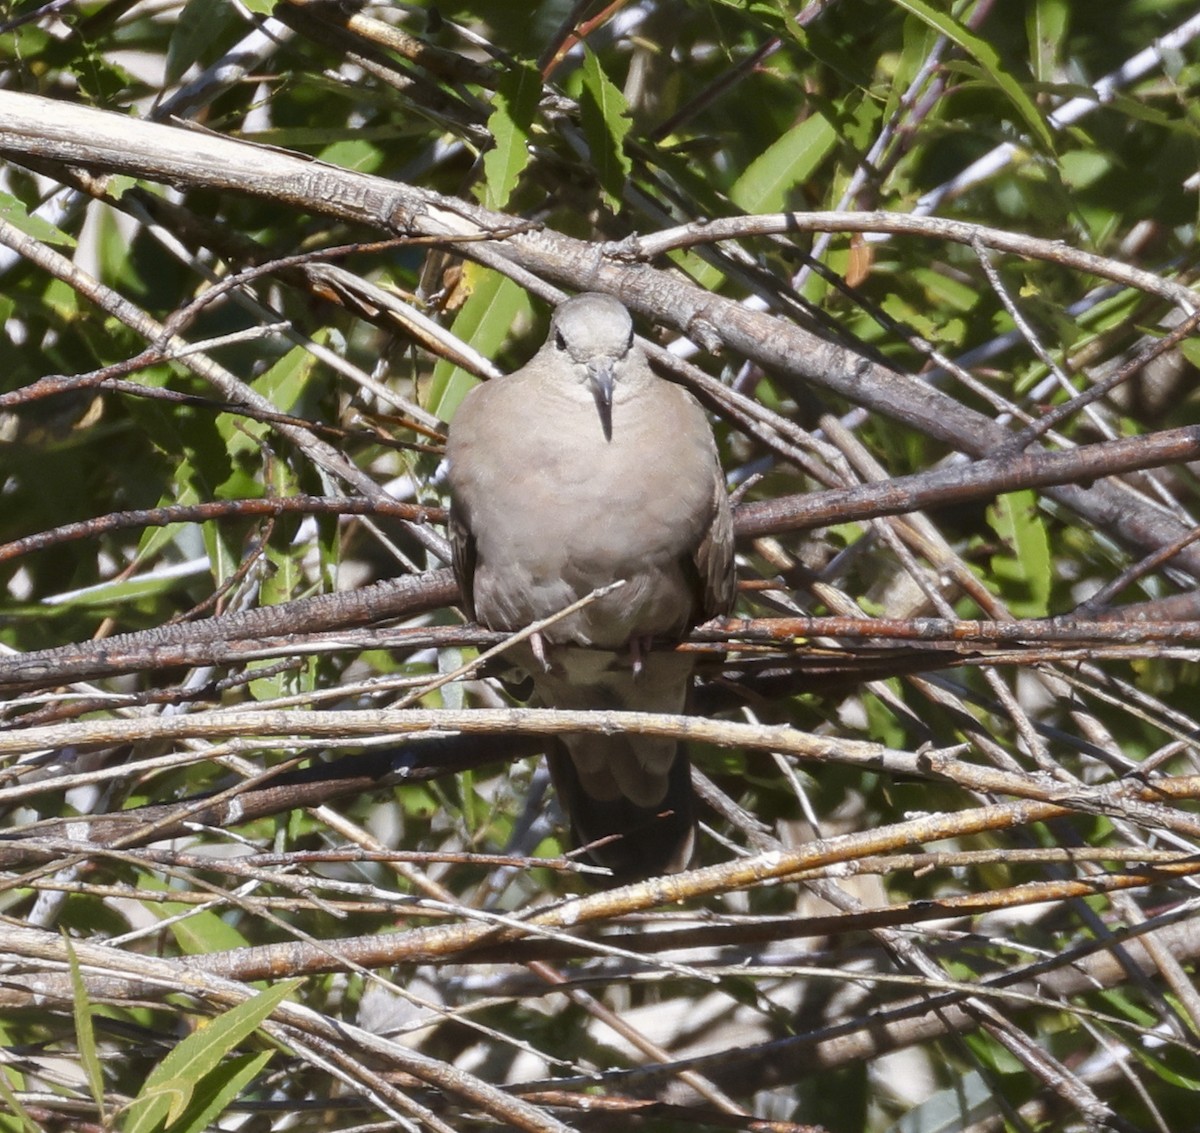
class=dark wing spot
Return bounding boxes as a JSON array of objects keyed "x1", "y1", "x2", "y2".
[{"x1": 448, "y1": 508, "x2": 478, "y2": 622}]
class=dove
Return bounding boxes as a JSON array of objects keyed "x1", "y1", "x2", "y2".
[{"x1": 446, "y1": 292, "x2": 734, "y2": 882}]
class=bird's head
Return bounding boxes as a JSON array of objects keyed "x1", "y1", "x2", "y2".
[{"x1": 546, "y1": 293, "x2": 639, "y2": 442}]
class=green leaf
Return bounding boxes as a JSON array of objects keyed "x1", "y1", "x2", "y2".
[
  {"x1": 987, "y1": 490, "x2": 1051, "y2": 617},
  {"x1": 0, "y1": 1074, "x2": 38, "y2": 1133},
  {"x1": 889, "y1": 1068, "x2": 997, "y2": 1132},
  {"x1": 140, "y1": 875, "x2": 253, "y2": 955},
  {"x1": 578, "y1": 47, "x2": 633, "y2": 209},
  {"x1": 234, "y1": 335, "x2": 326, "y2": 454},
  {"x1": 166, "y1": 0, "x2": 240, "y2": 86},
  {"x1": 122, "y1": 981, "x2": 296, "y2": 1133},
  {"x1": 42, "y1": 561, "x2": 210, "y2": 610},
  {"x1": 482, "y1": 62, "x2": 542, "y2": 210},
  {"x1": 0, "y1": 191, "x2": 76, "y2": 247},
  {"x1": 428, "y1": 270, "x2": 532, "y2": 422},
  {"x1": 729, "y1": 111, "x2": 837, "y2": 213},
  {"x1": 169, "y1": 907, "x2": 252, "y2": 956},
  {"x1": 1127, "y1": 1042, "x2": 1200, "y2": 1091},
  {"x1": 158, "y1": 1051, "x2": 273, "y2": 1133},
  {"x1": 75, "y1": 47, "x2": 136, "y2": 104},
  {"x1": 891, "y1": 0, "x2": 1055, "y2": 153},
  {"x1": 65, "y1": 935, "x2": 107, "y2": 1123},
  {"x1": 1026, "y1": 0, "x2": 1068, "y2": 84},
  {"x1": 1178, "y1": 338, "x2": 1200, "y2": 370}
]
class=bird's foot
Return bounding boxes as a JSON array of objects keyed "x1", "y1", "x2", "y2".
[
  {"x1": 628, "y1": 635, "x2": 654, "y2": 678},
  {"x1": 530, "y1": 630, "x2": 552, "y2": 672}
]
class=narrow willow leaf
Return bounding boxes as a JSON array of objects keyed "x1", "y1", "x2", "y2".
[
  {"x1": 579, "y1": 47, "x2": 633, "y2": 209},
  {"x1": 123, "y1": 981, "x2": 297, "y2": 1133},
  {"x1": 166, "y1": 0, "x2": 239, "y2": 86},
  {"x1": 161, "y1": 1052, "x2": 274, "y2": 1133},
  {"x1": 1026, "y1": 0, "x2": 1068, "y2": 84},
  {"x1": 428, "y1": 270, "x2": 532, "y2": 421},
  {"x1": 891, "y1": 0, "x2": 1055, "y2": 153},
  {"x1": 988, "y1": 489, "x2": 1051, "y2": 617},
  {"x1": 483, "y1": 61, "x2": 542, "y2": 210},
  {"x1": 0, "y1": 1075, "x2": 39, "y2": 1133},
  {"x1": 0, "y1": 192, "x2": 76, "y2": 248},
  {"x1": 730, "y1": 112, "x2": 837, "y2": 213},
  {"x1": 64, "y1": 935, "x2": 106, "y2": 1123}
]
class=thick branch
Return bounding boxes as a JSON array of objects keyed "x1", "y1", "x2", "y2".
[{"x1": 1, "y1": 91, "x2": 1197, "y2": 578}]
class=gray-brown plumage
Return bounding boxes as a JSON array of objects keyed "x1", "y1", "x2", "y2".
[{"x1": 446, "y1": 293, "x2": 735, "y2": 883}]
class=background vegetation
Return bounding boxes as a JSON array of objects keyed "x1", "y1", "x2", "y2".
[{"x1": 2, "y1": 0, "x2": 1200, "y2": 1130}]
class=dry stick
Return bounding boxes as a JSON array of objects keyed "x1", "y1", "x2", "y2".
[
  {"x1": 7, "y1": 787, "x2": 1196, "y2": 987},
  {"x1": 4, "y1": 416, "x2": 1187, "y2": 562},
  {"x1": 278, "y1": 0, "x2": 496, "y2": 87},
  {"x1": 0, "y1": 923, "x2": 572, "y2": 1133},
  {"x1": 2, "y1": 620, "x2": 1199, "y2": 722},
  {"x1": 509, "y1": 1091, "x2": 818, "y2": 1132},
  {"x1": 0, "y1": 732, "x2": 534, "y2": 871},
  {"x1": 539, "y1": 0, "x2": 629, "y2": 77},
  {"x1": 8, "y1": 845, "x2": 1199, "y2": 966},
  {"x1": 117, "y1": 183, "x2": 506, "y2": 394},
  {"x1": 0, "y1": 497, "x2": 442, "y2": 563},
  {"x1": 706, "y1": 616, "x2": 1200, "y2": 646},
  {"x1": 996, "y1": 306, "x2": 1200, "y2": 457},
  {"x1": 1, "y1": 92, "x2": 1196, "y2": 579},
  {"x1": 14, "y1": 841, "x2": 1199, "y2": 922},
  {"x1": 617, "y1": 212, "x2": 1197, "y2": 309},
  {"x1": 0, "y1": 215, "x2": 449, "y2": 562},
  {"x1": 733, "y1": 422, "x2": 1200, "y2": 538},
  {"x1": 5, "y1": 710, "x2": 1200, "y2": 842},
  {"x1": 0, "y1": 570, "x2": 462, "y2": 692},
  {"x1": 2, "y1": 362, "x2": 443, "y2": 452},
  {"x1": 274, "y1": 0, "x2": 488, "y2": 136},
  {"x1": 6, "y1": 860, "x2": 1198, "y2": 1004},
  {"x1": 3, "y1": 611, "x2": 1199, "y2": 704},
  {"x1": 0, "y1": 704, "x2": 1179, "y2": 830},
  {"x1": 3, "y1": 420, "x2": 1197, "y2": 694},
  {"x1": 1076, "y1": 524, "x2": 1200, "y2": 614},
  {"x1": 526, "y1": 910, "x2": 1200, "y2": 1103},
  {"x1": 6, "y1": 683, "x2": 1198, "y2": 869}
]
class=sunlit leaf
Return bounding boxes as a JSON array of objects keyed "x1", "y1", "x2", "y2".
[
  {"x1": 579, "y1": 47, "x2": 633, "y2": 209},
  {"x1": 482, "y1": 61, "x2": 542, "y2": 210}
]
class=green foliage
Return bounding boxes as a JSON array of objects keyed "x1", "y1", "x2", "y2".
[
  {"x1": 0, "y1": 192, "x2": 76, "y2": 247},
  {"x1": 987, "y1": 490, "x2": 1052, "y2": 617},
  {"x1": 65, "y1": 935, "x2": 108, "y2": 1124},
  {"x1": 428, "y1": 269, "x2": 532, "y2": 420},
  {"x1": 482, "y1": 61, "x2": 542, "y2": 210},
  {"x1": 3, "y1": 1, "x2": 1200, "y2": 1130},
  {"x1": 892, "y1": 0, "x2": 1055, "y2": 152},
  {"x1": 578, "y1": 47, "x2": 634, "y2": 209},
  {"x1": 120, "y1": 982, "x2": 293, "y2": 1133},
  {"x1": 0, "y1": 1081, "x2": 38, "y2": 1133},
  {"x1": 729, "y1": 110, "x2": 839, "y2": 214}
]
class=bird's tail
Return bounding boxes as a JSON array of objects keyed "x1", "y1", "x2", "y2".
[{"x1": 548, "y1": 739, "x2": 695, "y2": 885}]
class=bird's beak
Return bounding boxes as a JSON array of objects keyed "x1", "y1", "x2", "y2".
[{"x1": 587, "y1": 358, "x2": 614, "y2": 441}]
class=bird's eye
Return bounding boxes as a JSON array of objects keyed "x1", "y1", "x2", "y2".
[{"x1": 555, "y1": 330, "x2": 567, "y2": 351}]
